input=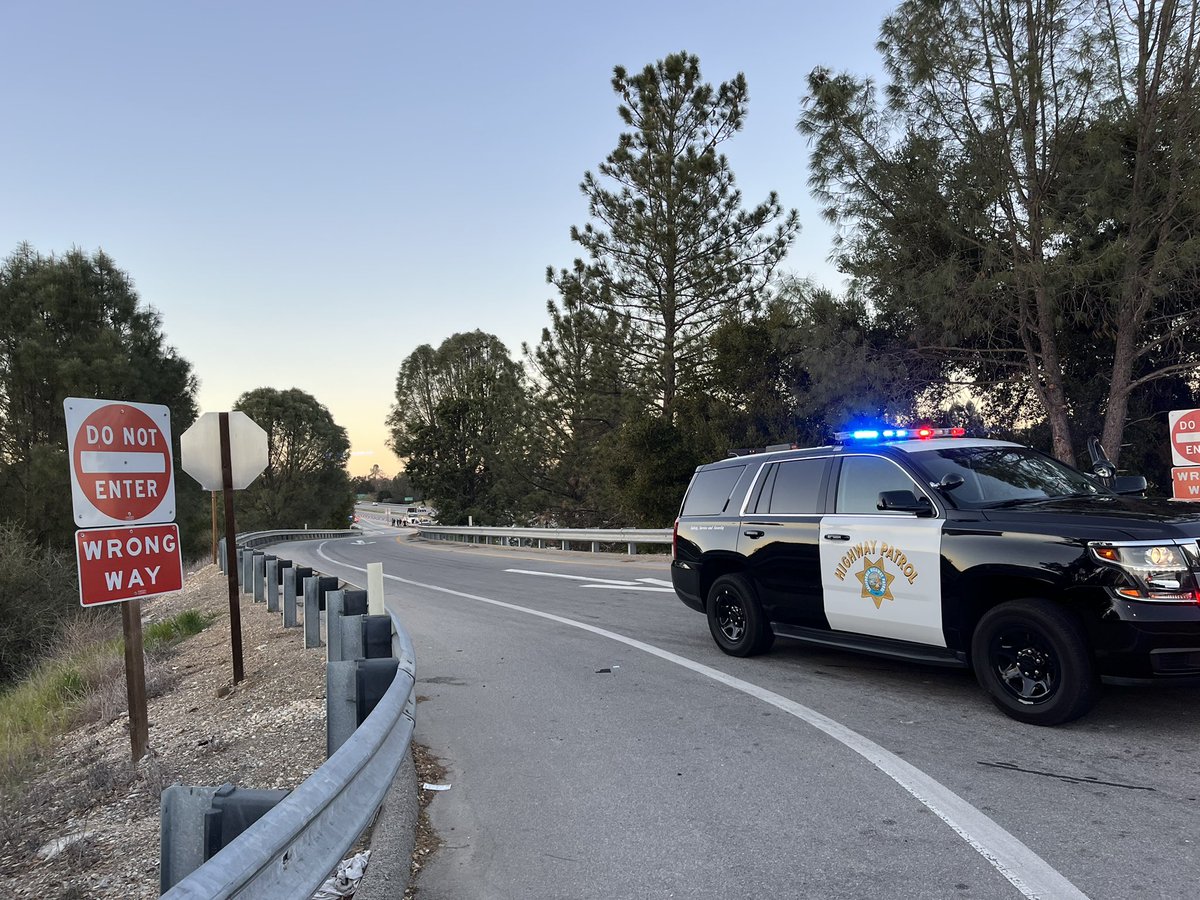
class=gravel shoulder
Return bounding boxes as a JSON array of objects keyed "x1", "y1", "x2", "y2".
[{"x1": 0, "y1": 563, "x2": 330, "y2": 898}]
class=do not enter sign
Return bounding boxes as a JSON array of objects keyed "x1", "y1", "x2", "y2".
[
  {"x1": 1169, "y1": 409, "x2": 1200, "y2": 467},
  {"x1": 64, "y1": 398, "x2": 175, "y2": 527}
]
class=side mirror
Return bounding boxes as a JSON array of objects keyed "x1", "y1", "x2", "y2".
[
  {"x1": 878, "y1": 490, "x2": 934, "y2": 516},
  {"x1": 1113, "y1": 475, "x2": 1148, "y2": 496},
  {"x1": 1088, "y1": 436, "x2": 1116, "y2": 488},
  {"x1": 937, "y1": 473, "x2": 965, "y2": 492}
]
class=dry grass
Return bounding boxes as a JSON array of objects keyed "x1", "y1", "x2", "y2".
[{"x1": 0, "y1": 607, "x2": 213, "y2": 792}]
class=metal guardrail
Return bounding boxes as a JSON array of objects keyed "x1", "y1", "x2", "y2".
[
  {"x1": 236, "y1": 528, "x2": 359, "y2": 549},
  {"x1": 162, "y1": 532, "x2": 416, "y2": 898},
  {"x1": 415, "y1": 524, "x2": 672, "y2": 554}
]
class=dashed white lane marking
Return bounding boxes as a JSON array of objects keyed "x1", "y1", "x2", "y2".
[{"x1": 317, "y1": 543, "x2": 1088, "y2": 900}]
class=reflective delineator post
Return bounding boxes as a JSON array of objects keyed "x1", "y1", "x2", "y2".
[{"x1": 367, "y1": 562, "x2": 384, "y2": 615}]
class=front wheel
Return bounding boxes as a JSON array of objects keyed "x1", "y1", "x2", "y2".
[
  {"x1": 706, "y1": 574, "x2": 774, "y2": 657},
  {"x1": 970, "y1": 599, "x2": 1096, "y2": 726}
]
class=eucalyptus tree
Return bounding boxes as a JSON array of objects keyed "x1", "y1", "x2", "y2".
[
  {"x1": 552, "y1": 51, "x2": 800, "y2": 421},
  {"x1": 799, "y1": 0, "x2": 1200, "y2": 465}
]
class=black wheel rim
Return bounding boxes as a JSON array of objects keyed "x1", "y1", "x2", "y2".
[
  {"x1": 989, "y1": 625, "x2": 1059, "y2": 705},
  {"x1": 714, "y1": 589, "x2": 747, "y2": 643}
]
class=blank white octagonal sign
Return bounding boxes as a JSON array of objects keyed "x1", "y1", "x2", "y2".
[{"x1": 180, "y1": 412, "x2": 268, "y2": 491}]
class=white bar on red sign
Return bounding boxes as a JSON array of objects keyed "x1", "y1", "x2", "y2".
[
  {"x1": 75, "y1": 523, "x2": 184, "y2": 607},
  {"x1": 79, "y1": 451, "x2": 169, "y2": 473}
]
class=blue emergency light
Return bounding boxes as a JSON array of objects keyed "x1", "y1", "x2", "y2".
[{"x1": 834, "y1": 426, "x2": 965, "y2": 443}]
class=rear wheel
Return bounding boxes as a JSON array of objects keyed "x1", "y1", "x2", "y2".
[
  {"x1": 971, "y1": 599, "x2": 1095, "y2": 726},
  {"x1": 706, "y1": 574, "x2": 774, "y2": 657}
]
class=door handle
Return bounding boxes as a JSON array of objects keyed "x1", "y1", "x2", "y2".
[
  {"x1": 824, "y1": 533, "x2": 851, "y2": 541},
  {"x1": 743, "y1": 529, "x2": 765, "y2": 539}
]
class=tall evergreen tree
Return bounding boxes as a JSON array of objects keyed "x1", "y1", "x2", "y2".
[
  {"x1": 552, "y1": 51, "x2": 800, "y2": 420},
  {"x1": 522, "y1": 291, "x2": 634, "y2": 525},
  {"x1": 799, "y1": 0, "x2": 1200, "y2": 465},
  {"x1": 0, "y1": 244, "x2": 199, "y2": 549}
]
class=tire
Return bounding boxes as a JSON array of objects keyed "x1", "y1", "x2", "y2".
[
  {"x1": 706, "y1": 574, "x2": 775, "y2": 657},
  {"x1": 970, "y1": 599, "x2": 1096, "y2": 726}
]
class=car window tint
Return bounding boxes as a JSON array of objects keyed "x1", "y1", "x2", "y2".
[
  {"x1": 836, "y1": 456, "x2": 919, "y2": 514},
  {"x1": 766, "y1": 458, "x2": 826, "y2": 514},
  {"x1": 680, "y1": 465, "x2": 747, "y2": 516}
]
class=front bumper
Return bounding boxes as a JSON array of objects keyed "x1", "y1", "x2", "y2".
[{"x1": 1093, "y1": 595, "x2": 1200, "y2": 681}]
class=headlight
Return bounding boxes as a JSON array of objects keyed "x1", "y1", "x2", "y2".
[{"x1": 1090, "y1": 541, "x2": 1199, "y2": 602}]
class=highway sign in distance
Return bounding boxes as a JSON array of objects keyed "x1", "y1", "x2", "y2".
[
  {"x1": 1169, "y1": 409, "x2": 1200, "y2": 467},
  {"x1": 64, "y1": 398, "x2": 175, "y2": 527},
  {"x1": 180, "y1": 411, "x2": 269, "y2": 491},
  {"x1": 75, "y1": 523, "x2": 184, "y2": 607}
]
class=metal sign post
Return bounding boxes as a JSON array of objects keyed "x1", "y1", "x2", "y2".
[
  {"x1": 220, "y1": 413, "x2": 245, "y2": 683},
  {"x1": 180, "y1": 410, "x2": 268, "y2": 685}
]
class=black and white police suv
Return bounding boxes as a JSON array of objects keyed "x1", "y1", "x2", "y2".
[{"x1": 670, "y1": 427, "x2": 1200, "y2": 725}]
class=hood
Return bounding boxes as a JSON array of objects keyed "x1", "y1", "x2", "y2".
[{"x1": 979, "y1": 495, "x2": 1200, "y2": 541}]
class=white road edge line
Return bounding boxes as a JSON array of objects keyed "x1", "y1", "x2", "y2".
[
  {"x1": 504, "y1": 568, "x2": 640, "y2": 586},
  {"x1": 583, "y1": 585, "x2": 675, "y2": 593},
  {"x1": 317, "y1": 542, "x2": 1088, "y2": 900}
]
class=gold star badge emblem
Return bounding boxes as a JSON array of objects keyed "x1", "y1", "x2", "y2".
[{"x1": 855, "y1": 556, "x2": 895, "y2": 609}]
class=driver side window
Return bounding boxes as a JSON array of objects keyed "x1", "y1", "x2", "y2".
[{"x1": 836, "y1": 456, "x2": 923, "y2": 515}]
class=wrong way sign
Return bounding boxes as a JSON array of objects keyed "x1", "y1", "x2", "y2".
[
  {"x1": 75, "y1": 523, "x2": 184, "y2": 607},
  {"x1": 64, "y1": 398, "x2": 175, "y2": 527}
]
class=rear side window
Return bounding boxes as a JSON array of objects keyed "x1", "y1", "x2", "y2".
[
  {"x1": 761, "y1": 458, "x2": 827, "y2": 514},
  {"x1": 680, "y1": 465, "x2": 747, "y2": 516}
]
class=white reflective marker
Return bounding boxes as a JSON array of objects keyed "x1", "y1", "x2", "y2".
[
  {"x1": 319, "y1": 543, "x2": 1090, "y2": 900},
  {"x1": 79, "y1": 451, "x2": 167, "y2": 473}
]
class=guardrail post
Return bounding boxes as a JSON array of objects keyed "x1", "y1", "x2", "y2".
[
  {"x1": 591, "y1": 541, "x2": 599, "y2": 552},
  {"x1": 159, "y1": 783, "x2": 287, "y2": 892},
  {"x1": 241, "y1": 551, "x2": 254, "y2": 596},
  {"x1": 235, "y1": 548, "x2": 245, "y2": 588},
  {"x1": 562, "y1": 539, "x2": 569, "y2": 551},
  {"x1": 282, "y1": 566, "x2": 298, "y2": 628},
  {"x1": 303, "y1": 576, "x2": 322, "y2": 649},
  {"x1": 327, "y1": 590, "x2": 345, "y2": 662},
  {"x1": 252, "y1": 552, "x2": 266, "y2": 603},
  {"x1": 218, "y1": 538, "x2": 227, "y2": 574},
  {"x1": 265, "y1": 558, "x2": 279, "y2": 612},
  {"x1": 326, "y1": 661, "x2": 356, "y2": 758},
  {"x1": 627, "y1": 541, "x2": 636, "y2": 555}
]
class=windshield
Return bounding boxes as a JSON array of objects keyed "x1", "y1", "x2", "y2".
[{"x1": 905, "y1": 445, "x2": 1111, "y2": 509}]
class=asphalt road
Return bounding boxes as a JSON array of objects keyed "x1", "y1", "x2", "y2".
[{"x1": 284, "y1": 521, "x2": 1200, "y2": 900}]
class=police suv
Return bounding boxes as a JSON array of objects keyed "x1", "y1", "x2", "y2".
[{"x1": 671, "y1": 427, "x2": 1200, "y2": 725}]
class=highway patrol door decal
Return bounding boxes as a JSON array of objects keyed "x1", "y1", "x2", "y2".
[{"x1": 819, "y1": 517, "x2": 944, "y2": 646}]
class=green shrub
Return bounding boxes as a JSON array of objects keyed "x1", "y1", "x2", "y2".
[
  {"x1": 0, "y1": 523, "x2": 84, "y2": 685},
  {"x1": 143, "y1": 609, "x2": 214, "y2": 651}
]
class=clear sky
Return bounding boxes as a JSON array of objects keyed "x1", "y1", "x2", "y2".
[{"x1": 2, "y1": 1, "x2": 893, "y2": 477}]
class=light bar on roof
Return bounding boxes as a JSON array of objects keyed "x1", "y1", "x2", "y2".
[{"x1": 833, "y1": 426, "x2": 966, "y2": 443}]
